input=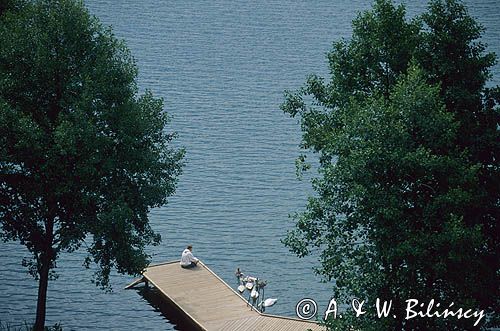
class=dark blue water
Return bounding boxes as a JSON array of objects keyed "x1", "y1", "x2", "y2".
[{"x1": 1, "y1": 1, "x2": 499, "y2": 330}]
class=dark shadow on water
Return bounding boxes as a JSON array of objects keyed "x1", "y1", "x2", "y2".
[{"x1": 136, "y1": 286, "x2": 194, "y2": 331}]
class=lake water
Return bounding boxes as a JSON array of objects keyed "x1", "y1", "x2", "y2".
[{"x1": 1, "y1": 1, "x2": 498, "y2": 330}]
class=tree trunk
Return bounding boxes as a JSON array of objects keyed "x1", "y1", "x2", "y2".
[
  {"x1": 34, "y1": 254, "x2": 50, "y2": 331},
  {"x1": 35, "y1": 206, "x2": 55, "y2": 331}
]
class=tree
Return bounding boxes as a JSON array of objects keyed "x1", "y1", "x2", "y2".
[
  {"x1": 0, "y1": 0, "x2": 21, "y2": 16},
  {"x1": 281, "y1": 0, "x2": 499, "y2": 329},
  {"x1": 0, "y1": 1, "x2": 184, "y2": 330}
]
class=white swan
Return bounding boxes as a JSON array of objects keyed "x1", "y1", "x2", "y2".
[
  {"x1": 261, "y1": 298, "x2": 277, "y2": 307},
  {"x1": 250, "y1": 288, "x2": 259, "y2": 299}
]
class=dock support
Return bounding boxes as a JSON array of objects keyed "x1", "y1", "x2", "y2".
[{"x1": 124, "y1": 277, "x2": 146, "y2": 290}]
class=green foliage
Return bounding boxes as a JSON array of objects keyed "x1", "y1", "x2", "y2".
[
  {"x1": 0, "y1": 0, "x2": 183, "y2": 305},
  {"x1": 0, "y1": 320, "x2": 61, "y2": 331},
  {"x1": 282, "y1": 0, "x2": 499, "y2": 330},
  {"x1": 0, "y1": 0, "x2": 25, "y2": 17}
]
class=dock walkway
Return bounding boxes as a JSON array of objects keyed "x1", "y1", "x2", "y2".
[{"x1": 135, "y1": 260, "x2": 325, "y2": 331}]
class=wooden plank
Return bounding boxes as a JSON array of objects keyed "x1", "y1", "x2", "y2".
[{"x1": 124, "y1": 277, "x2": 144, "y2": 289}]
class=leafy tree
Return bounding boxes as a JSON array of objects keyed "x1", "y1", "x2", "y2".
[
  {"x1": 0, "y1": 1, "x2": 184, "y2": 330},
  {"x1": 282, "y1": 0, "x2": 499, "y2": 330}
]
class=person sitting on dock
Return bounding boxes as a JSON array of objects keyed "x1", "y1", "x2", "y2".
[{"x1": 180, "y1": 245, "x2": 199, "y2": 269}]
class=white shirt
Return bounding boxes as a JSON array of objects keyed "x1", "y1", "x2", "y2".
[{"x1": 180, "y1": 249, "x2": 199, "y2": 266}]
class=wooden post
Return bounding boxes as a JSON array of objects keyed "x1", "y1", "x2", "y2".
[{"x1": 124, "y1": 277, "x2": 146, "y2": 290}]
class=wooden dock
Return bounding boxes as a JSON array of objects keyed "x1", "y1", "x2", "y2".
[{"x1": 130, "y1": 260, "x2": 325, "y2": 331}]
